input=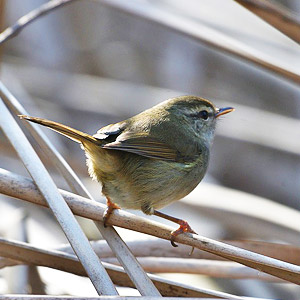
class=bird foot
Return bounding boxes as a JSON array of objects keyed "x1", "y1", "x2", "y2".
[
  {"x1": 153, "y1": 210, "x2": 196, "y2": 248},
  {"x1": 103, "y1": 201, "x2": 120, "y2": 227},
  {"x1": 170, "y1": 220, "x2": 196, "y2": 247}
]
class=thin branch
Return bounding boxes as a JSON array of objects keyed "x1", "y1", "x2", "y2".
[
  {"x1": 0, "y1": 0, "x2": 79, "y2": 45},
  {"x1": 0, "y1": 238, "x2": 242, "y2": 299},
  {"x1": 0, "y1": 99, "x2": 117, "y2": 295},
  {"x1": 234, "y1": 0, "x2": 300, "y2": 43},
  {"x1": 1, "y1": 169, "x2": 300, "y2": 285}
]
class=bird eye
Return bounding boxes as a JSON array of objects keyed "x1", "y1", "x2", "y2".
[
  {"x1": 189, "y1": 110, "x2": 209, "y2": 120},
  {"x1": 199, "y1": 110, "x2": 209, "y2": 120}
]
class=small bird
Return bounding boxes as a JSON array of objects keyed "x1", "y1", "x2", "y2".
[{"x1": 20, "y1": 96, "x2": 233, "y2": 246}]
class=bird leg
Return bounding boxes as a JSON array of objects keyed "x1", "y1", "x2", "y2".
[
  {"x1": 103, "y1": 197, "x2": 120, "y2": 227},
  {"x1": 153, "y1": 210, "x2": 196, "y2": 247}
]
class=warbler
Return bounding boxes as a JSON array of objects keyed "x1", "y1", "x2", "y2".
[{"x1": 20, "y1": 96, "x2": 233, "y2": 246}]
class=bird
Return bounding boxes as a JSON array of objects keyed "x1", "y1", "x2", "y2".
[{"x1": 19, "y1": 95, "x2": 234, "y2": 246}]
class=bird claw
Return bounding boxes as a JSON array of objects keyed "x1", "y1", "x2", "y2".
[
  {"x1": 170, "y1": 238, "x2": 179, "y2": 247},
  {"x1": 103, "y1": 200, "x2": 120, "y2": 227},
  {"x1": 170, "y1": 219, "x2": 196, "y2": 247}
]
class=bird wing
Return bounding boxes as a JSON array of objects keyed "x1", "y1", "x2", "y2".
[
  {"x1": 101, "y1": 131, "x2": 179, "y2": 162},
  {"x1": 93, "y1": 122, "x2": 125, "y2": 140}
]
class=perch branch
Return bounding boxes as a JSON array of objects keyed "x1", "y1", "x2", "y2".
[{"x1": 1, "y1": 168, "x2": 300, "y2": 285}]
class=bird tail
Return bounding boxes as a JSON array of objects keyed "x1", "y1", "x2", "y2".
[{"x1": 19, "y1": 115, "x2": 99, "y2": 144}]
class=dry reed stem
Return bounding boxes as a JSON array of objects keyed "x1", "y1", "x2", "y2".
[
  {"x1": 4, "y1": 238, "x2": 299, "y2": 281},
  {"x1": 0, "y1": 237, "x2": 242, "y2": 299},
  {"x1": 1, "y1": 169, "x2": 300, "y2": 285}
]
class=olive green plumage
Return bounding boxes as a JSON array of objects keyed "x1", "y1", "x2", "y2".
[{"x1": 20, "y1": 96, "x2": 233, "y2": 216}]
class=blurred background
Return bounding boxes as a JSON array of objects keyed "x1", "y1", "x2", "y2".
[{"x1": 0, "y1": 0, "x2": 300, "y2": 299}]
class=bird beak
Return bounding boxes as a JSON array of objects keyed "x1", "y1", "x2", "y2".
[{"x1": 215, "y1": 107, "x2": 234, "y2": 118}]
